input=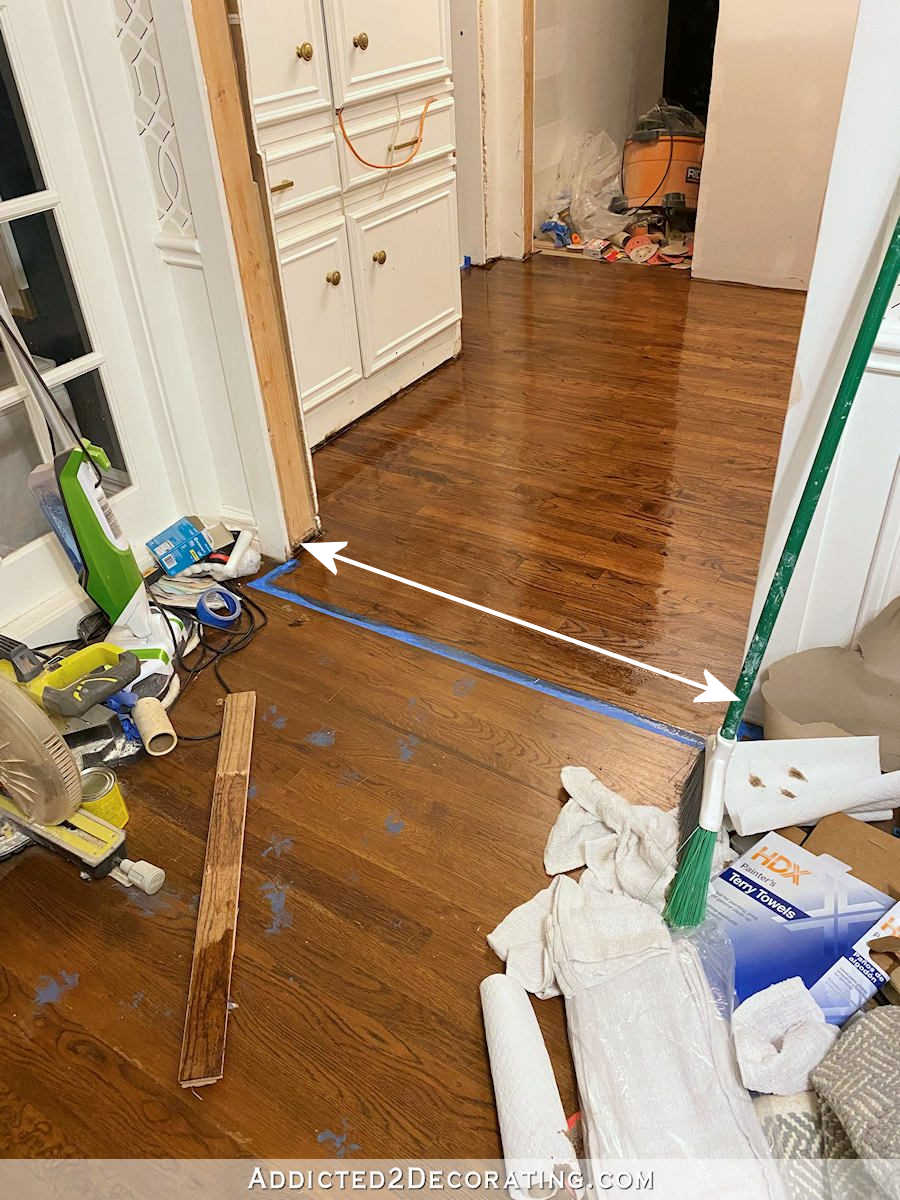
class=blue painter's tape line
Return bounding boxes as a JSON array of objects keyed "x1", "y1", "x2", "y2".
[{"x1": 251, "y1": 560, "x2": 705, "y2": 749}]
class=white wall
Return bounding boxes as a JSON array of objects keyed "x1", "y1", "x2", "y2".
[
  {"x1": 449, "y1": 0, "x2": 487, "y2": 264},
  {"x1": 692, "y1": 0, "x2": 859, "y2": 290},
  {"x1": 533, "y1": 0, "x2": 668, "y2": 226},
  {"x1": 744, "y1": 0, "x2": 900, "y2": 718}
]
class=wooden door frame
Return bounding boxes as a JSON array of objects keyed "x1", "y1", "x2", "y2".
[{"x1": 189, "y1": 0, "x2": 318, "y2": 550}]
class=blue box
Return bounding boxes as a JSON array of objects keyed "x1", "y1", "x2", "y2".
[
  {"x1": 707, "y1": 832, "x2": 895, "y2": 1020},
  {"x1": 146, "y1": 517, "x2": 213, "y2": 576}
]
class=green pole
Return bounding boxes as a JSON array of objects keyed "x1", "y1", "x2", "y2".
[{"x1": 721, "y1": 214, "x2": 900, "y2": 741}]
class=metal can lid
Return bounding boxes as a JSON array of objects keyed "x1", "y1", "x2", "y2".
[{"x1": 80, "y1": 765, "x2": 118, "y2": 804}]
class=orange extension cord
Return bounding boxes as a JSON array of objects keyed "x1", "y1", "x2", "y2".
[{"x1": 336, "y1": 97, "x2": 439, "y2": 170}]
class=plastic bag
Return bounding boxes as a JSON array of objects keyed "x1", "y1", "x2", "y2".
[
  {"x1": 674, "y1": 918, "x2": 737, "y2": 1021},
  {"x1": 562, "y1": 131, "x2": 630, "y2": 239}
]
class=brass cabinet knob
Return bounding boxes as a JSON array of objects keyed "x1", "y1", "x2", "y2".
[
  {"x1": 325, "y1": 270, "x2": 341, "y2": 286},
  {"x1": 372, "y1": 249, "x2": 387, "y2": 265},
  {"x1": 269, "y1": 178, "x2": 294, "y2": 193},
  {"x1": 296, "y1": 42, "x2": 313, "y2": 61},
  {"x1": 352, "y1": 32, "x2": 369, "y2": 50}
]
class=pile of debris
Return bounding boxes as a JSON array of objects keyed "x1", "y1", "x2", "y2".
[{"x1": 480, "y1": 597, "x2": 900, "y2": 1194}]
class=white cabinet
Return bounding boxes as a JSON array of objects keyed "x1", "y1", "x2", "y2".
[
  {"x1": 347, "y1": 172, "x2": 461, "y2": 374},
  {"x1": 278, "y1": 216, "x2": 362, "y2": 413},
  {"x1": 323, "y1": 0, "x2": 453, "y2": 106},
  {"x1": 241, "y1": 0, "x2": 332, "y2": 127},
  {"x1": 239, "y1": 0, "x2": 461, "y2": 446}
]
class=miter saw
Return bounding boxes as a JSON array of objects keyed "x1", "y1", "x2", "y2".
[{"x1": 0, "y1": 669, "x2": 164, "y2": 891}]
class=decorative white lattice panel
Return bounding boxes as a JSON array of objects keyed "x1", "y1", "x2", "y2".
[{"x1": 114, "y1": 0, "x2": 195, "y2": 237}]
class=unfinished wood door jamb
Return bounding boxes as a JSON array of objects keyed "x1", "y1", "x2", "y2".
[{"x1": 190, "y1": 0, "x2": 317, "y2": 547}]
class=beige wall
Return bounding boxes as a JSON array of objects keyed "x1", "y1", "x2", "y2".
[
  {"x1": 533, "y1": 0, "x2": 668, "y2": 226},
  {"x1": 692, "y1": 0, "x2": 859, "y2": 290}
]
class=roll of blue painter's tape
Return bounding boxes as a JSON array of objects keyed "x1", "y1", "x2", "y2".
[{"x1": 197, "y1": 586, "x2": 242, "y2": 629}]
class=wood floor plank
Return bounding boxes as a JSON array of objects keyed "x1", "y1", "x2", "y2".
[{"x1": 179, "y1": 692, "x2": 256, "y2": 1088}]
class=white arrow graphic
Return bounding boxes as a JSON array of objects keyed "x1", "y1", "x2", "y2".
[{"x1": 301, "y1": 541, "x2": 739, "y2": 704}]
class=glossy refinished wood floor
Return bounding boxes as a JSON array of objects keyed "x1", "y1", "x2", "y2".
[{"x1": 0, "y1": 258, "x2": 804, "y2": 1157}]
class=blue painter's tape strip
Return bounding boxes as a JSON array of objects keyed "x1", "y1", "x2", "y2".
[{"x1": 251, "y1": 559, "x2": 705, "y2": 749}]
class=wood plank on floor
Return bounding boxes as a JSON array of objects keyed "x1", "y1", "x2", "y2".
[{"x1": 179, "y1": 691, "x2": 256, "y2": 1088}]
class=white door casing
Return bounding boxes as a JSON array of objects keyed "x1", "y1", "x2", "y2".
[
  {"x1": 1, "y1": 0, "x2": 183, "y2": 637},
  {"x1": 744, "y1": 0, "x2": 900, "y2": 714}
]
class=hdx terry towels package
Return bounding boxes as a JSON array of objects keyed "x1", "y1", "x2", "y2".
[{"x1": 707, "y1": 832, "x2": 895, "y2": 1017}]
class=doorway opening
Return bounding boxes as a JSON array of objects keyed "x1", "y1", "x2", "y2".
[{"x1": 531, "y1": 0, "x2": 718, "y2": 269}]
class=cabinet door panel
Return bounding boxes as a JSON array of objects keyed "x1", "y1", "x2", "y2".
[
  {"x1": 279, "y1": 221, "x2": 362, "y2": 411},
  {"x1": 241, "y1": 0, "x2": 331, "y2": 125},
  {"x1": 264, "y1": 130, "x2": 342, "y2": 216},
  {"x1": 337, "y1": 95, "x2": 455, "y2": 192},
  {"x1": 324, "y1": 0, "x2": 451, "y2": 106},
  {"x1": 347, "y1": 174, "x2": 461, "y2": 375}
]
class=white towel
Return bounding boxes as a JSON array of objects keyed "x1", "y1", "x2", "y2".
[
  {"x1": 545, "y1": 765, "x2": 730, "y2": 907},
  {"x1": 732, "y1": 978, "x2": 839, "y2": 1096}
]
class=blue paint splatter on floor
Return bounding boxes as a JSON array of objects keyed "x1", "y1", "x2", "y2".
[
  {"x1": 263, "y1": 704, "x2": 287, "y2": 731},
  {"x1": 452, "y1": 676, "x2": 476, "y2": 697},
  {"x1": 317, "y1": 1119, "x2": 360, "y2": 1158},
  {"x1": 34, "y1": 970, "x2": 79, "y2": 1006},
  {"x1": 385, "y1": 813, "x2": 405, "y2": 834},
  {"x1": 305, "y1": 728, "x2": 336, "y2": 747},
  {"x1": 339, "y1": 766, "x2": 363, "y2": 785},
  {"x1": 262, "y1": 834, "x2": 294, "y2": 859},
  {"x1": 125, "y1": 886, "x2": 173, "y2": 918},
  {"x1": 397, "y1": 734, "x2": 420, "y2": 763},
  {"x1": 260, "y1": 881, "x2": 293, "y2": 934},
  {"x1": 248, "y1": 780, "x2": 258, "y2": 800}
]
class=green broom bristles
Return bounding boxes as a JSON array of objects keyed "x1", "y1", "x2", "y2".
[{"x1": 663, "y1": 825, "x2": 718, "y2": 928}]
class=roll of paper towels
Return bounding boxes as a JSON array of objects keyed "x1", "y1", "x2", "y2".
[{"x1": 480, "y1": 974, "x2": 579, "y2": 1200}]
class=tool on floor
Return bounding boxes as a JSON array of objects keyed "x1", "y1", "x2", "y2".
[
  {"x1": 0, "y1": 673, "x2": 164, "y2": 889},
  {"x1": 1, "y1": 640, "x2": 140, "y2": 716},
  {"x1": 664, "y1": 211, "x2": 900, "y2": 929},
  {"x1": 0, "y1": 299, "x2": 191, "y2": 704}
]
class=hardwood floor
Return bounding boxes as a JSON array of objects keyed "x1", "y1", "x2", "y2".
[
  {"x1": 0, "y1": 260, "x2": 804, "y2": 1158},
  {"x1": 302, "y1": 258, "x2": 806, "y2": 733}
]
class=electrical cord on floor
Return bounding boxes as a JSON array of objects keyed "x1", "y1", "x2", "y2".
[{"x1": 159, "y1": 582, "x2": 268, "y2": 741}]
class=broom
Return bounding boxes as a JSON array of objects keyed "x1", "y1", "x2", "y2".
[{"x1": 664, "y1": 211, "x2": 900, "y2": 929}]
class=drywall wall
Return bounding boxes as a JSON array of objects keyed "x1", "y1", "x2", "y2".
[
  {"x1": 483, "y1": 0, "x2": 527, "y2": 259},
  {"x1": 692, "y1": 0, "x2": 859, "y2": 290},
  {"x1": 533, "y1": 0, "x2": 668, "y2": 227},
  {"x1": 449, "y1": 0, "x2": 487, "y2": 264},
  {"x1": 744, "y1": 0, "x2": 900, "y2": 719}
]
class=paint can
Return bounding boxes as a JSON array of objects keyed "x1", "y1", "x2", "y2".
[{"x1": 80, "y1": 766, "x2": 129, "y2": 829}]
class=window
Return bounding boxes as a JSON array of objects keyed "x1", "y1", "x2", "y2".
[{"x1": 0, "y1": 24, "x2": 129, "y2": 560}]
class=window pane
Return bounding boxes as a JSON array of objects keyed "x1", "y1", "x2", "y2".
[
  {"x1": 63, "y1": 369, "x2": 129, "y2": 479},
  {"x1": 0, "y1": 28, "x2": 44, "y2": 200},
  {"x1": 0, "y1": 402, "x2": 47, "y2": 556},
  {"x1": 0, "y1": 210, "x2": 92, "y2": 372}
]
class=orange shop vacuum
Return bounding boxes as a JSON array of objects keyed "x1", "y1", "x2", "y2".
[{"x1": 621, "y1": 103, "x2": 705, "y2": 210}]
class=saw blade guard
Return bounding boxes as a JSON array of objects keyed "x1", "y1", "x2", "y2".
[{"x1": 0, "y1": 676, "x2": 81, "y2": 825}]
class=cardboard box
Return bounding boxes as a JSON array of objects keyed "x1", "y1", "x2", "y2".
[
  {"x1": 146, "y1": 517, "x2": 213, "y2": 576},
  {"x1": 803, "y1": 812, "x2": 900, "y2": 898}
]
